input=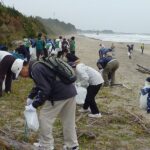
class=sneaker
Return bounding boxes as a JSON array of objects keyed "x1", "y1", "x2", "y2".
[
  {"x1": 88, "y1": 113, "x2": 102, "y2": 118},
  {"x1": 78, "y1": 108, "x2": 90, "y2": 113},
  {"x1": 63, "y1": 145, "x2": 79, "y2": 150},
  {"x1": 34, "y1": 142, "x2": 42, "y2": 147},
  {"x1": 33, "y1": 142, "x2": 54, "y2": 150}
]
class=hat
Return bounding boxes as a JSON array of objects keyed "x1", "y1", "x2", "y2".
[
  {"x1": 66, "y1": 53, "x2": 79, "y2": 62},
  {"x1": 11, "y1": 59, "x2": 24, "y2": 78},
  {"x1": 146, "y1": 77, "x2": 150, "y2": 82}
]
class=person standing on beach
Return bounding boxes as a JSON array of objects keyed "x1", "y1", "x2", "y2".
[
  {"x1": 141, "y1": 43, "x2": 144, "y2": 54},
  {"x1": 69, "y1": 36, "x2": 76, "y2": 55},
  {"x1": 35, "y1": 33, "x2": 45, "y2": 60}
]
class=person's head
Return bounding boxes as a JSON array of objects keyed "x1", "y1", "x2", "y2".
[
  {"x1": 38, "y1": 32, "x2": 42, "y2": 38},
  {"x1": 71, "y1": 36, "x2": 75, "y2": 40},
  {"x1": 19, "y1": 61, "x2": 30, "y2": 78},
  {"x1": 66, "y1": 53, "x2": 80, "y2": 68},
  {"x1": 145, "y1": 77, "x2": 150, "y2": 86},
  {"x1": 11, "y1": 59, "x2": 24, "y2": 78},
  {"x1": 59, "y1": 36, "x2": 62, "y2": 39},
  {"x1": 63, "y1": 38, "x2": 66, "y2": 41}
]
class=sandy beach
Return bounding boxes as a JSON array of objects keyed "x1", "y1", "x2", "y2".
[{"x1": 75, "y1": 34, "x2": 150, "y2": 119}]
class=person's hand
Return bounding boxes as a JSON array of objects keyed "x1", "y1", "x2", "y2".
[
  {"x1": 25, "y1": 104, "x2": 36, "y2": 112},
  {"x1": 26, "y1": 98, "x2": 33, "y2": 106}
]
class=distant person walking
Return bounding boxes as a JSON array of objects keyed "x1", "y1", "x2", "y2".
[
  {"x1": 127, "y1": 44, "x2": 132, "y2": 59},
  {"x1": 141, "y1": 43, "x2": 144, "y2": 54}
]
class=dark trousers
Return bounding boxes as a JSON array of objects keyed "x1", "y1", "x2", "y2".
[
  {"x1": 83, "y1": 84, "x2": 102, "y2": 114},
  {"x1": 0, "y1": 56, "x2": 14, "y2": 96}
]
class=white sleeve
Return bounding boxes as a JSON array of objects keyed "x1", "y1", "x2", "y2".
[{"x1": 76, "y1": 64, "x2": 89, "y2": 87}]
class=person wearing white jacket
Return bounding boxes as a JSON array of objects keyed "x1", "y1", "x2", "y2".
[{"x1": 67, "y1": 55, "x2": 104, "y2": 118}]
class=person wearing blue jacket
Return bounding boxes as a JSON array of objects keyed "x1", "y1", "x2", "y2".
[
  {"x1": 141, "y1": 77, "x2": 150, "y2": 113},
  {"x1": 97, "y1": 54, "x2": 119, "y2": 86}
]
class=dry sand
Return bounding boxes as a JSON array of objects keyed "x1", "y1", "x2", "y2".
[{"x1": 75, "y1": 34, "x2": 150, "y2": 120}]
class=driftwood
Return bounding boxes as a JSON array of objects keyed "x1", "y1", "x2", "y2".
[
  {"x1": 111, "y1": 83, "x2": 132, "y2": 90},
  {"x1": 136, "y1": 64, "x2": 150, "y2": 74},
  {"x1": 125, "y1": 110, "x2": 150, "y2": 134},
  {"x1": 0, "y1": 135, "x2": 34, "y2": 150}
]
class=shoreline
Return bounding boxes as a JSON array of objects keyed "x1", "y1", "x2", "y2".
[{"x1": 77, "y1": 34, "x2": 150, "y2": 56}]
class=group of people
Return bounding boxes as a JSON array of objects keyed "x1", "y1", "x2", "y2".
[
  {"x1": 8, "y1": 33, "x2": 76, "y2": 62},
  {"x1": 0, "y1": 34, "x2": 121, "y2": 150}
]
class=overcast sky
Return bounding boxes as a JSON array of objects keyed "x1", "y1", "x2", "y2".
[{"x1": 2, "y1": 0, "x2": 150, "y2": 34}]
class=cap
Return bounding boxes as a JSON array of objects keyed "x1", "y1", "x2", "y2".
[
  {"x1": 11, "y1": 59, "x2": 24, "y2": 78},
  {"x1": 146, "y1": 77, "x2": 150, "y2": 82}
]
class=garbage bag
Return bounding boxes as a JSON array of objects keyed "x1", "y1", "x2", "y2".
[
  {"x1": 139, "y1": 93, "x2": 148, "y2": 110},
  {"x1": 24, "y1": 110, "x2": 39, "y2": 131},
  {"x1": 29, "y1": 47, "x2": 37, "y2": 60},
  {"x1": 75, "y1": 86, "x2": 87, "y2": 105}
]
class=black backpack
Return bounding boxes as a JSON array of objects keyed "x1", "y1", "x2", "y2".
[{"x1": 36, "y1": 56, "x2": 77, "y2": 84}]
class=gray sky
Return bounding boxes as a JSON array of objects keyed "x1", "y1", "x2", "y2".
[{"x1": 2, "y1": 0, "x2": 150, "y2": 33}]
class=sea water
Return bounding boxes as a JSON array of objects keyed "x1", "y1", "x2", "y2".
[{"x1": 82, "y1": 33, "x2": 150, "y2": 44}]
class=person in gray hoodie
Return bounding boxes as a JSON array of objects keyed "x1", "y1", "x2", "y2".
[{"x1": 20, "y1": 60, "x2": 79, "y2": 150}]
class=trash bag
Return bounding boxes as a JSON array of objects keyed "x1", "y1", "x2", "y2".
[
  {"x1": 24, "y1": 110, "x2": 39, "y2": 131},
  {"x1": 2, "y1": 77, "x2": 5, "y2": 91},
  {"x1": 139, "y1": 93, "x2": 148, "y2": 110},
  {"x1": 75, "y1": 86, "x2": 87, "y2": 105},
  {"x1": 29, "y1": 47, "x2": 37, "y2": 60}
]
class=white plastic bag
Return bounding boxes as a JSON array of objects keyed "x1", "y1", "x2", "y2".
[
  {"x1": 75, "y1": 86, "x2": 87, "y2": 105},
  {"x1": 2, "y1": 78, "x2": 5, "y2": 91},
  {"x1": 139, "y1": 93, "x2": 148, "y2": 110},
  {"x1": 29, "y1": 47, "x2": 37, "y2": 60},
  {"x1": 24, "y1": 110, "x2": 39, "y2": 131}
]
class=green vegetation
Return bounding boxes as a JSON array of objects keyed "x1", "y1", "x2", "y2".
[
  {"x1": 0, "y1": 2, "x2": 46, "y2": 46},
  {"x1": 37, "y1": 17, "x2": 77, "y2": 36},
  {"x1": 0, "y1": 2, "x2": 77, "y2": 47},
  {"x1": 1, "y1": 78, "x2": 150, "y2": 150}
]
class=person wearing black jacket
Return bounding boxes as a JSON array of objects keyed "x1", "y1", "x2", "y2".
[{"x1": 20, "y1": 61, "x2": 79, "y2": 150}]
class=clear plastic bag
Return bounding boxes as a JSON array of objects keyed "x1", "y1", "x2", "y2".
[
  {"x1": 24, "y1": 110, "x2": 39, "y2": 131},
  {"x1": 75, "y1": 86, "x2": 87, "y2": 105}
]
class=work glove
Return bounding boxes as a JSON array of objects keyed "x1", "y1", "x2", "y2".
[
  {"x1": 25, "y1": 104, "x2": 36, "y2": 112},
  {"x1": 26, "y1": 98, "x2": 33, "y2": 106}
]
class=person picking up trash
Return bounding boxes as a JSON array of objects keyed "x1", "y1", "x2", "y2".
[
  {"x1": 0, "y1": 51, "x2": 24, "y2": 97},
  {"x1": 67, "y1": 54, "x2": 104, "y2": 118},
  {"x1": 20, "y1": 57, "x2": 79, "y2": 150},
  {"x1": 97, "y1": 52, "x2": 119, "y2": 87}
]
